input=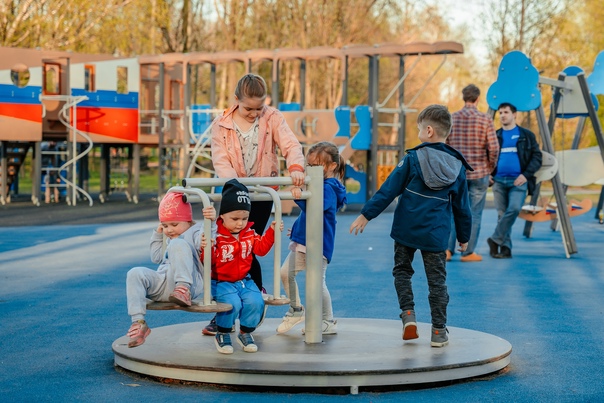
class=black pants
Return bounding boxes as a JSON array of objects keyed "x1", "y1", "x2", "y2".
[
  {"x1": 248, "y1": 200, "x2": 274, "y2": 290},
  {"x1": 393, "y1": 242, "x2": 449, "y2": 328}
]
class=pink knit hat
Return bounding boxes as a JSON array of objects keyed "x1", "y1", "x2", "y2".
[{"x1": 158, "y1": 192, "x2": 193, "y2": 222}]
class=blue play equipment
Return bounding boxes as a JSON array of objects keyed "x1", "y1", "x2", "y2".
[
  {"x1": 486, "y1": 50, "x2": 542, "y2": 112},
  {"x1": 190, "y1": 104, "x2": 212, "y2": 141},
  {"x1": 279, "y1": 103, "x2": 373, "y2": 205},
  {"x1": 334, "y1": 106, "x2": 350, "y2": 139},
  {"x1": 334, "y1": 105, "x2": 372, "y2": 204},
  {"x1": 486, "y1": 50, "x2": 604, "y2": 257},
  {"x1": 344, "y1": 163, "x2": 367, "y2": 204},
  {"x1": 588, "y1": 51, "x2": 604, "y2": 95},
  {"x1": 350, "y1": 105, "x2": 371, "y2": 151},
  {"x1": 277, "y1": 102, "x2": 301, "y2": 111}
]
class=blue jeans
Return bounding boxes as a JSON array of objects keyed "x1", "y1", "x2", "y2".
[
  {"x1": 212, "y1": 277, "x2": 264, "y2": 333},
  {"x1": 393, "y1": 242, "x2": 449, "y2": 328},
  {"x1": 491, "y1": 177, "x2": 528, "y2": 249},
  {"x1": 448, "y1": 175, "x2": 489, "y2": 256}
]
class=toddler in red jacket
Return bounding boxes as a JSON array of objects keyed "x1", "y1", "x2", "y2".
[{"x1": 203, "y1": 179, "x2": 282, "y2": 354}]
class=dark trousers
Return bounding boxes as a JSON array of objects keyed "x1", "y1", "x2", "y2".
[
  {"x1": 248, "y1": 200, "x2": 273, "y2": 290},
  {"x1": 393, "y1": 242, "x2": 449, "y2": 328}
]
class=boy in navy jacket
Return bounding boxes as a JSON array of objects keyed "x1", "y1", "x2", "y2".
[{"x1": 350, "y1": 104, "x2": 472, "y2": 347}]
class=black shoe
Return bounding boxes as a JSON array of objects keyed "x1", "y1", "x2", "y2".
[
  {"x1": 496, "y1": 246, "x2": 512, "y2": 259},
  {"x1": 202, "y1": 317, "x2": 218, "y2": 335},
  {"x1": 202, "y1": 316, "x2": 235, "y2": 335},
  {"x1": 487, "y1": 238, "x2": 499, "y2": 258}
]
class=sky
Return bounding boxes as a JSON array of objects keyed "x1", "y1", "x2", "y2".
[{"x1": 432, "y1": 0, "x2": 490, "y2": 59}]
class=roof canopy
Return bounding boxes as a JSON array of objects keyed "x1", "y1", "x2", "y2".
[{"x1": 139, "y1": 41, "x2": 464, "y2": 66}]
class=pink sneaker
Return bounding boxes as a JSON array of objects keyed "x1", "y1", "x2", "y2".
[
  {"x1": 127, "y1": 320, "x2": 151, "y2": 348},
  {"x1": 169, "y1": 284, "x2": 192, "y2": 307}
]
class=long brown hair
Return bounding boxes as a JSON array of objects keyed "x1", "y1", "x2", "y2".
[{"x1": 307, "y1": 141, "x2": 345, "y2": 181}]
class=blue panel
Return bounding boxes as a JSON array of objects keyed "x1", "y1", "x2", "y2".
[
  {"x1": 486, "y1": 50, "x2": 542, "y2": 112},
  {"x1": 0, "y1": 84, "x2": 41, "y2": 104},
  {"x1": 588, "y1": 51, "x2": 604, "y2": 95},
  {"x1": 278, "y1": 102, "x2": 301, "y2": 111},
  {"x1": 563, "y1": 66, "x2": 583, "y2": 76},
  {"x1": 351, "y1": 105, "x2": 371, "y2": 150},
  {"x1": 190, "y1": 104, "x2": 212, "y2": 140},
  {"x1": 334, "y1": 106, "x2": 351, "y2": 138},
  {"x1": 71, "y1": 89, "x2": 138, "y2": 109},
  {"x1": 344, "y1": 163, "x2": 367, "y2": 204}
]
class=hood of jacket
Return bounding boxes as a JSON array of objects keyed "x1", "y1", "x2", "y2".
[
  {"x1": 413, "y1": 142, "x2": 473, "y2": 190},
  {"x1": 325, "y1": 177, "x2": 347, "y2": 209}
]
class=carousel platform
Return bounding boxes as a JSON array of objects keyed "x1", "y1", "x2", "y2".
[{"x1": 113, "y1": 318, "x2": 511, "y2": 394}]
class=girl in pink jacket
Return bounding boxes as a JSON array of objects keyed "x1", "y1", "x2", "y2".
[{"x1": 205, "y1": 73, "x2": 304, "y2": 335}]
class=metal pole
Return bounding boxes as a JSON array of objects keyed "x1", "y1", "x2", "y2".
[
  {"x1": 100, "y1": 145, "x2": 109, "y2": 202},
  {"x1": 210, "y1": 64, "x2": 216, "y2": 108},
  {"x1": 168, "y1": 187, "x2": 214, "y2": 306},
  {"x1": 571, "y1": 117, "x2": 586, "y2": 150},
  {"x1": 158, "y1": 62, "x2": 165, "y2": 197},
  {"x1": 577, "y1": 73, "x2": 604, "y2": 160},
  {"x1": 398, "y1": 55, "x2": 406, "y2": 156},
  {"x1": 524, "y1": 73, "x2": 564, "y2": 238},
  {"x1": 0, "y1": 141, "x2": 6, "y2": 204},
  {"x1": 304, "y1": 166, "x2": 324, "y2": 344},
  {"x1": 369, "y1": 55, "x2": 379, "y2": 197},
  {"x1": 33, "y1": 141, "x2": 41, "y2": 205},
  {"x1": 272, "y1": 59, "x2": 279, "y2": 106},
  {"x1": 535, "y1": 105, "x2": 577, "y2": 255},
  {"x1": 342, "y1": 56, "x2": 349, "y2": 106},
  {"x1": 576, "y1": 73, "x2": 604, "y2": 222},
  {"x1": 132, "y1": 144, "x2": 140, "y2": 204},
  {"x1": 300, "y1": 59, "x2": 306, "y2": 110},
  {"x1": 71, "y1": 102, "x2": 77, "y2": 205},
  {"x1": 249, "y1": 186, "x2": 283, "y2": 300}
]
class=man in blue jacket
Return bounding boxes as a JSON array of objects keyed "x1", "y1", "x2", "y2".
[
  {"x1": 350, "y1": 104, "x2": 472, "y2": 348},
  {"x1": 487, "y1": 102, "x2": 542, "y2": 259}
]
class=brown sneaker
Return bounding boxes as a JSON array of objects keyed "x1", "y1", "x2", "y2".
[
  {"x1": 169, "y1": 284, "x2": 192, "y2": 307},
  {"x1": 127, "y1": 320, "x2": 151, "y2": 348},
  {"x1": 460, "y1": 252, "x2": 483, "y2": 262}
]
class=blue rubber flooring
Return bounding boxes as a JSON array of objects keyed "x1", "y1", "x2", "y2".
[{"x1": 1, "y1": 207, "x2": 603, "y2": 402}]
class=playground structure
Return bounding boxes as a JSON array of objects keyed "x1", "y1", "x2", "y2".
[
  {"x1": 0, "y1": 47, "x2": 140, "y2": 205},
  {"x1": 486, "y1": 50, "x2": 604, "y2": 257},
  {"x1": 0, "y1": 42, "x2": 464, "y2": 207},
  {"x1": 112, "y1": 167, "x2": 512, "y2": 392}
]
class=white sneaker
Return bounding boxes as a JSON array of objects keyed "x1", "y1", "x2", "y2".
[
  {"x1": 302, "y1": 319, "x2": 338, "y2": 335},
  {"x1": 214, "y1": 332, "x2": 234, "y2": 354},
  {"x1": 276, "y1": 307, "x2": 305, "y2": 334}
]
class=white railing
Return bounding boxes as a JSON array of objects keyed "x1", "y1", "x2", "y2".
[
  {"x1": 40, "y1": 94, "x2": 94, "y2": 206},
  {"x1": 178, "y1": 166, "x2": 325, "y2": 344}
]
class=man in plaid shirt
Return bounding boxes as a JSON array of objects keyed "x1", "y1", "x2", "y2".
[{"x1": 446, "y1": 84, "x2": 499, "y2": 262}]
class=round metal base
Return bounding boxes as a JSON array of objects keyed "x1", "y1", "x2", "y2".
[{"x1": 113, "y1": 318, "x2": 511, "y2": 393}]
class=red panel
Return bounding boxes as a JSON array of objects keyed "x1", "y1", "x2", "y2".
[
  {"x1": 0, "y1": 103, "x2": 43, "y2": 123},
  {"x1": 75, "y1": 107, "x2": 138, "y2": 143}
]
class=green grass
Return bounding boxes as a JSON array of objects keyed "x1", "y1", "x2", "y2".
[{"x1": 15, "y1": 168, "x2": 166, "y2": 195}]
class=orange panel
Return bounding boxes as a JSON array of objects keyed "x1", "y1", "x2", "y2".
[
  {"x1": 0, "y1": 103, "x2": 43, "y2": 123},
  {"x1": 75, "y1": 107, "x2": 138, "y2": 143}
]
